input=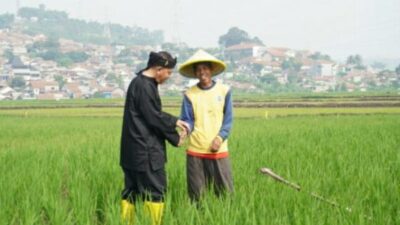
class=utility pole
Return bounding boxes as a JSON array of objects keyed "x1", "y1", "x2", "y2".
[
  {"x1": 103, "y1": 7, "x2": 112, "y2": 45},
  {"x1": 171, "y1": 0, "x2": 181, "y2": 45},
  {"x1": 16, "y1": 0, "x2": 21, "y2": 16},
  {"x1": 103, "y1": 23, "x2": 112, "y2": 43}
]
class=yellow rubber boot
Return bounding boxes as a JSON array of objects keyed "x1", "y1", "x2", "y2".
[
  {"x1": 121, "y1": 200, "x2": 135, "y2": 225},
  {"x1": 144, "y1": 201, "x2": 164, "y2": 225}
]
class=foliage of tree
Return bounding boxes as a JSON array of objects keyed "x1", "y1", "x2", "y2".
[
  {"x1": 39, "y1": 49, "x2": 62, "y2": 61},
  {"x1": 395, "y1": 64, "x2": 400, "y2": 75},
  {"x1": 282, "y1": 58, "x2": 302, "y2": 71},
  {"x1": 17, "y1": 6, "x2": 163, "y2": 46},
  {"x1": 252, "y1": 36, "x2": 264, "y2": 46},
  {"x1": 10, "y1": 77, "x2": 26, "y2": 89},
  {"x1": 54, "y1": 75, "x2": 65, "y2": 89},
  {"x1": 346, "y1": 54, "x2": 363, "y2": 66},
  {"x1": 19, "y1": 6, "x2": 68, "y2": 21},
  {"x1": 336, "y1": 83, "x2": 347, "y2": 92},
  {"x1": 377, "y1": 70, "x2": 392, "y2": 77},
  {"x1": 367, "y1": 80, "x2": 377, "y2": 88},
  {"x1": 0, "y1": 14, "x2": 14, "y2": 29},
  {"x1": 337, "y1": 71, "x2": 347, "y2": 77},
  {"x1": 260, "y1": 74, "x2": 277, "y2": 84},
  {"x1": 96, "y1": 69, "x2": 107, "y2": 78},
  {"x1": 354, "y1": 65, "x2": 366, "y2": 70},
  {"x1": 218, "y1": 27, "x2": 264, "y2": 48},
  {"x1": 309, "y1": 52, "x2": 331, "y2": 61},
  {"x1": 32, "y1": 38, "x2": 60, "y2": 50},
  {"x1": 27, "y1": 38, "x2": 89, "y2": 66},
  {"x1": 391, "y1": 81, "x2": 399, "y2": 89},
  {"x1": 65, "y1": 51, "x2": 89, "y2": 63},
  {"x1": 251, "y1": 63, "x2": 264, "y2": 74},
  {"x1": 3, "y1": 49, "x2": 14, "y2": 62},
  {"x1": 116, "y1": 75, "x2": 124, "y2": 89},
  {"x1": 115, "y1": 49, "x2": 135, "y2": 66},
  {"x1": 35, "y1": 49, "x2": 88, "y2": 67},
  {"x1": 56, "y1": 57, "x2": 74, "y2": 67},
  {"x1": 287, "y1": 72, "x2": 300, "y2": 84},
  {"x1": 93, "y1": 91, "x2": 104, "y2": 98},
  {"x1": 106, "y1": 73, "x2": 117, "y2": 82},
  {"x1": 118, "y1": 49, "x2": 132, "y2": 57}
]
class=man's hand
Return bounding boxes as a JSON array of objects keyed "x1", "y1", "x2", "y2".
[
  {"x1": 177, "y1": 130, "x2": 187, "y2": 146},
  {"x1": 210, "y1": 136, "x2": 223, "y2": 153},
  {"x1": 176, "y1": 120, "x2": 190, "y2": 134},
  {"x1": 176, "y1": 120, "x2": 189, "y2": 147}
]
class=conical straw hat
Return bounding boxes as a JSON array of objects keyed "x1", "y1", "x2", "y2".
[{"x1": 178, "y1": 49, "x2": 226, "y2": 78}]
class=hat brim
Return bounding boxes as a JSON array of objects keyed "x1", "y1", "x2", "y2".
[{"x1": 178, "y1": 59, "x2": 226, "y2": 78}]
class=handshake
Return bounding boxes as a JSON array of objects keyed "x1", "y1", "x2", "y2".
[{"x1": 176, "y1": 120, "x2": 190, "y2": 146}]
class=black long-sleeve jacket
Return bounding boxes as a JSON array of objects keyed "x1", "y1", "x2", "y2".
[{"x1": 120, "y1": 73, "x2": 180, "y2": 171}]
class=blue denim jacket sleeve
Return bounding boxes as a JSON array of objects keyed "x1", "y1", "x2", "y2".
[
  {"x1": 180, "y1": 94, "x2": 194, "y2": 133},
  {"x1": 218, "y1": 90, "x2": 233, "y2": 140}
]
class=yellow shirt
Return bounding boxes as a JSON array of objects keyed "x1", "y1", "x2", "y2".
[{"x1": 185, "y1": 82, "x2": 230, "y2": 156}]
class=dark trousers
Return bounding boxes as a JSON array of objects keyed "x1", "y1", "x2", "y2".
[
  {"x1": 186, "y1": 155, "x2": 234, "y2": 202},
  {"x1": 121, "y1": 167, "x2": 166, "y2": 203}
]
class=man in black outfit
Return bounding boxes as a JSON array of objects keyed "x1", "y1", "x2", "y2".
[{"x1": 120, "y1": 51, "x2": 188, "y2": 225}]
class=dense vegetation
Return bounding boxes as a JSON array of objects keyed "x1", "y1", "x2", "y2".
[
  {"x1": 17, "y1": 6, "x2": 163, "y2": 46},
  {"x1": 1, "y1": 105, "x2": 399, "y2": 224}
]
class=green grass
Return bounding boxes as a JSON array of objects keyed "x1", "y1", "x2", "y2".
[
  {"x1": 0, "y1": 98, "x2": 125, "y2": 108},
  {"x1": 1, "y1": 107, "x2": 400, "y2": 118},
  {"x1": 1, "y1": 92, "x2": 398, "y2": 109},
  {"x1": 0, "y1": 107, "x2": 399, "y2": 224}
]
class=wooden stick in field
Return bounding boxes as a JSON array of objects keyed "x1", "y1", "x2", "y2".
[
  {"x1": 259, "y1": 168, "x2": 301, "y2": 191},
  {"x1": 260, "y1": 167, "x2": 341, "y2": 208},
  {"x1": 259, "y1": 167, "x2": 373, "y2": 220}
]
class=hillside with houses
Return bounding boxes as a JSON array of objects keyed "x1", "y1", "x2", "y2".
[{"x1": 0, "y1": 6, "x2": 399, "y2": 100}]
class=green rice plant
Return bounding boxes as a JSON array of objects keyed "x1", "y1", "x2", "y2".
[{"x1": 0, "y1": 108, "x2": 399, "y2": 224}]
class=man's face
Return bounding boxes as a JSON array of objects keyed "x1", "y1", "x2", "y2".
[
  {"x1": 194, "y1": 63, "x2": 212, "y2": 87},
  {"x1": 155, "y1": 67, "x2": 173, "y2": 84}
]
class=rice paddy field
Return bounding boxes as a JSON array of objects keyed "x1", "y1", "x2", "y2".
[{"x1": 0, "y1": 97, "x2": 399, "y2": 225}]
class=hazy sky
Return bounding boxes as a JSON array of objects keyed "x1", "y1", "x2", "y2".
[{"x1": 1, "y1": 0, "x2": 399, "y2": 60}]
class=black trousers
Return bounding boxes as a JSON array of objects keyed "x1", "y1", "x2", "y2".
[
  {"x1": 121, "y1": 166, "x2": 166, "y2": 203},
  {"x1": 186, "y1": 155, "x2": 234, "y2": 202}
]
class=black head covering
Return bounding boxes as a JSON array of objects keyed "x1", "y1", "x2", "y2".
[{"x1": 146, "y1": 51, "x2": 177, "y2": 69}]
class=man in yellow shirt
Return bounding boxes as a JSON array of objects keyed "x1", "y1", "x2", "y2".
[{"x1": 179, "y1": 49, "x2": 234, "y2": 202}]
